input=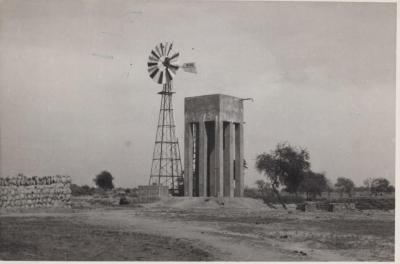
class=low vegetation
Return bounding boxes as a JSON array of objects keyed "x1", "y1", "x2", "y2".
[{"x1": 70, "y1": 184, "x2": 97, "y2": 196}]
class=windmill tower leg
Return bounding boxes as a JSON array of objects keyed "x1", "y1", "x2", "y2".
[{"x1": 149, "y1": 82, "x2": 184, "y2": 195}]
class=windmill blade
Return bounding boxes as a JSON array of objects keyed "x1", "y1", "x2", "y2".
[
  {"x1": 168, "y1": 63, "x2": 179, "y2": 71},
  {"x1": 166, "y1": 42, "x2": 173, "y2": 56},
  {"x1": 163, "y1": 42, "x2": 169, "y2": 56},
  {"x1": 181, "y1": 62, "x2": 197, "y2": 73},
  {"x1": 169, "y1": 52, "x2": 179, "y2": 60},
  {"x1": 148, "y1": 65, "x2": 158, "y2": 73},
  {"x1": 163, "y1": 42, "x2": 168, "y2": 56},
  {"x1": 148, "y1": 55, "x2": 158, "y2": 62},
  {"x1": 160, "y1": 43, "x2": 164, "y2": 56},
  {"x1": 149, "y1": 68, "x2": 159, "y2": 79},
  {"x1": 168, "y1": 65, "x2": 177, "y2": 75},
  {"x1": 153, "y1": 69, "x2": 163, "y2": 83},
  {"x1": 157, "y1": 70, "x2": 164, "y2": 84},
  {"x1": 155, "y1": 45, "x2": 162, "y2": 57},
  {"x1": 163, "y1": 68, "x2": 169, "y2": 84},
  {"x1": 151, "y1": 50, "x2": 159, "y2": 60},
  {"x1": 166, "y1": 68, "x2": 174, "y2": 82}
]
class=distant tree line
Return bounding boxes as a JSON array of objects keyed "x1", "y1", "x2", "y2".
[
  {"x1": 362, "y1": 177, "x2": 395, "y2": 195},
  {"x1": 253, "y1": 142, "x2": 394, "y2": 208}
]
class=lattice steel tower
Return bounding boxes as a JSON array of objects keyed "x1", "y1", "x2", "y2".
[{"x1": 147, "y1": 42, "x2": 196, "y2": 195}]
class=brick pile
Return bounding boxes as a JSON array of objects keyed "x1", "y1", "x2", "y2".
[{"x1": 0, "y1": 175, "x2": 71, "y2": 208}]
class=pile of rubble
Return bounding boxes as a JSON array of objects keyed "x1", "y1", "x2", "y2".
[{"x1": 0, "y1": 175, "x2": 71, "y2": 208}]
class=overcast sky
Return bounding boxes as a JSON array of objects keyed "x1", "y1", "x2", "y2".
[{"x1": 0, "y1": 1, "x2": 396, "y2": 187}]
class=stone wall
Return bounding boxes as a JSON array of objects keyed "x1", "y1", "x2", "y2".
[{"x1": 0, "y1": 175, "x2": 71, "y2": 208}]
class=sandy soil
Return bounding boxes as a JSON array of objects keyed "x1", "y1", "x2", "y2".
[{"x1": 0, "y1": 197, "x2": 395, "y2": 261}]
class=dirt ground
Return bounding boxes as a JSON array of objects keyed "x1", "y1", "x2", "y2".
[{"x1": 0, "y1": 197, "x2": 395, "y2": 261}]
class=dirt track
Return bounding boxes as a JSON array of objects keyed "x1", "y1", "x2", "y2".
[{"x1": 0, "y1": 199, "x2": 395, "y2": 261}]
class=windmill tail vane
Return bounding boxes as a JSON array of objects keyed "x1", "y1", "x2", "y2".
[{"x1": 181, "y1": 63, "x2": 197, "y2": 74}]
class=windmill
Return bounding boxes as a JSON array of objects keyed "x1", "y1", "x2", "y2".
[{"x1": 147, "y1": 42, "x2": 196, "y2": 195}]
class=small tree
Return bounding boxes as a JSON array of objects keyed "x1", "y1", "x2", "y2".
[
  {"x1": 94, "y1": 171, "x2": 114, "y2": 190},
  {"x1": 334, "y1": 177, "x2": 354, "y2": 198},
  {"x1": 299, "y1": 172, "x2": 328, "y2": 200}
]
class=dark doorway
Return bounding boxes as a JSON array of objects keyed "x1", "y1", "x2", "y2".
[{"x1": 205, "y1": 121, "x2": 215, "y2": 197}]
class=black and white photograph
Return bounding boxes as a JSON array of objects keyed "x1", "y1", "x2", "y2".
[{"x1": 0, "y1": 0, "x2": 396, "y2": 262}]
